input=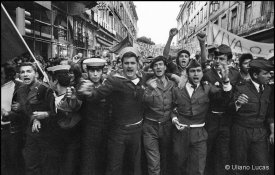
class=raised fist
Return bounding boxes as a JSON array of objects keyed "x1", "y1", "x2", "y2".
[
  {"x1": 197, "y1": 31, "x2": 206, "y2": 43},
  {"x1": 169, "y1": 28, "x2": 178, "y2": 38}
]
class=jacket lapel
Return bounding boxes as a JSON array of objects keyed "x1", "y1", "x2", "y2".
[
  {"x1": 211, "y1": 67, "x2": 223, "y2": 84},
  {"x1": 247, "y1": 80, "x2": 260, "y2": 98}
]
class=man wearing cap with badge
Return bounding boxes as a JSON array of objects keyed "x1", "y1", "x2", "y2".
[
  {"x1": 46, "y1": 64, "x2": 82, "y2": 175},
  {"x1": 171, "y1": 58, "x2": 232, "y2": 175},
  {"x1": 230, "y1": 58, "x2": 274, "y2": 175},
  {"x1": 143, "y1": 56, "x2": 175, "y2": 175},
  {"x1": 203, "y1": 44, "x2": 241, "y2": 175},
  {"x1": 79, "y1": 58, "x2": 112, "y2": 175},
  {"x1": 78, "y1": 47, "x2": 145, "y2": 175}
]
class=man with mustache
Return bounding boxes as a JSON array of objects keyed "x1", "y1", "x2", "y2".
[
  {"x1": 143, "y1": 56, "x2": 175, "y2": 175},
  {"x1": 78, "y1": 47, "x2": 145, "y2": 175},
  {"x1": 203, "y1": 44, "x2": 241, "y2": 175},
  {"x1": 171, "y1": 59, "x2": 232, "y2": 175}
]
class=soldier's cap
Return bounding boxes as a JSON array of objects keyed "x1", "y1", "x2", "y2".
[
  {"x1": 186, "y1": 59, "x2": 202, "y2": 71},
  {"x1": 119, "y1": 47, "x2": 141, "y2": 58},
  {"x1": 249, "y1": 58, "x2": 274, "y2": 71},
  {"x1": 83, "y1": 58, "x2": 106, "y2": 68},
  {"x1": 150, "y1": 56, "x2": 167, "y2": 69},
  {"x1": 46, "y1": 65, "x2": 70, "y2": 72},
  {"x1": 214, "y1": 44, "x2": 232, "y2": 56}
]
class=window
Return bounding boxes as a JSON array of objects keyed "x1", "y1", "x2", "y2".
[
  {"x1": 200, "y1": 9, "x2": 203, "y2": 23},
  {"x1": 244, "y1": 1, "x2": 252, "y2": 24},
  {"x1": 214, "y1": 19, "x2": 218, "y2": 25},
  {"x1": 221, "y1": 15, "x2": 227, "y2": 29},
  {"x1": 261, "y1": 1, "x2": 272, "y2": 16},
  {"x1": 231, "y1": 8, "x2": 237, "y2": 30}
]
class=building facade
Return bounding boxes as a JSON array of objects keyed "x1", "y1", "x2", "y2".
[
  {"x1": 177, "y1": 1, "x2": 274, "y2": 54},
  {"x1": 2, "y1": 1, "x2": 138, "y2": 60}
]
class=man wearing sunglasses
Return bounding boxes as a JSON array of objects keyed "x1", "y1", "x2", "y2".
[{"x1": 204, "y1": 44, "x2": 241, "y2": 175}]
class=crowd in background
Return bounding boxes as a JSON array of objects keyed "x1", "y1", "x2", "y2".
[{"x1": 1, "y1": 28, "x2": 274, "y2": 175}]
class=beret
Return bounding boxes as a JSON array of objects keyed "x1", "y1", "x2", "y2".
[
  {"x1": 150, "y1": 56, "x2": 167, "y2": 69},
  {"x1": 214, "y1": 44, "x2": 232, "y2": 55},
  {"x1": 249, "y1": 58, "x2": 274, "y2": 71},
  {"x1": 186, "y1": 59, "x2": 201, "y2": 71}
]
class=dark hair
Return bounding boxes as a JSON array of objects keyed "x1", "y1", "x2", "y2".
[
  {"x1": 69, "y1": 62, "x2": 82, "y2": 85},
  {"x1": 150, "y1": 56, "x2": 167, "y2": 69},
  {"x1": 121, "y1": 52, "x2": 138, "y2": 63},
  {"x1": 248, "y1": 67, "x2": 262, "y2": 80},
  {"x1": 176, "y1": 50, "x2": 190, "y2": 66},
  {"x1": 19, "y1": 62, "x2": 37, "y2": 72},
  {"x1": 239, "y1": 53, "x2": 253, "y2": 68},
  {"x1": 1, "y1": 62, "x2": 17, "y2": 81},
  {"x1": 49, "y1": 70, "x2": 71, "y2": 87}
]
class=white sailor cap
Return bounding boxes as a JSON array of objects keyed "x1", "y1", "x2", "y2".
[
  {"x1": 46, "y1": 65, "x2": 70, "y2": 72},
  {"x1": 83, "y1": 58, "x2": 106, "y2": 67},
  {"x1": 119, "y1": 47, "x2": 141, "y2": 58}
]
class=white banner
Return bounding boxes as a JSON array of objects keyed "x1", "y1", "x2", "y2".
[{"x1": 207, "y1": 23, "x2": 274, "y2": 57}]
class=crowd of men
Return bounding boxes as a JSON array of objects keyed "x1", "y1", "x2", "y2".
[{"x1": 1, "y1": 28, "x2": 274, "y2": 175}]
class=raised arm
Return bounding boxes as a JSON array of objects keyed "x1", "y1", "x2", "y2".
[
  {"x1": 197, "y1": 32, "x2": 207, "y2": 66},
  {"x1": 163, "y1": 28, "x2": 178, "y2": 59}
]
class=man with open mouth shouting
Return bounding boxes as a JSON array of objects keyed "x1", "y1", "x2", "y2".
[
  {"x1": 78, "y1": 47, "x2": 145, "y2": 175},
  {"x1": 171, "y1": 59, "x2": 232, "y2": 175}
]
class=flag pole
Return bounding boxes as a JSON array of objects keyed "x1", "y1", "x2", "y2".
[{"x1": 1, "y1": 3, "x2": 49, "y2": 83}]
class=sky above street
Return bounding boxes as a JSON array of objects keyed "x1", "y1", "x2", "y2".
[{"x1": 134, "y1": 1, "x2": 183, "y2": 45}]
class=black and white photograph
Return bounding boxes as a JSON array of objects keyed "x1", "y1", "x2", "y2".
[{"x1": 1, "y1": 1, "x2": 274, "y2": 175}]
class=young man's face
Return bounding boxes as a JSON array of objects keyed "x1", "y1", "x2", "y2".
[
  {"x1": 241, "y1": 59, "x2": 252, "y2": 74},
  {"x1": 152, "y1": 60, "x2": 166, "y2": 78},
  {"x1": 87, "y1": 67, "x2": 103, "y2": 83},
  {"x1": 213, "y1": 54, "x2": 228, "y2": 70},
  {"x1": 19, "y1": 65, "x2": 37, "y2": 85},
  {"x1": 122, "y1": 57, "x2": 138, "y2": 80},
  {"x1": 188, "y1": 67, "x2": 203, "y2": 85},
  {"x1": 254, "y1": 69, "x2": 271, "y2": 85},
  {"x1": 178, "y1": 53, "x2": 190, "y2": 68}
]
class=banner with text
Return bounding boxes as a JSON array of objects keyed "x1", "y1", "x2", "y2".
[{"x1": 207, "y1": 23, "x2": 274, "y2": 58}]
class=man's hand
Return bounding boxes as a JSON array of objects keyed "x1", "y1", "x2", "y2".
[
  {"x1": 146, "y1": 78, "x2": 158, "y2": 90},
  {"x1": 220, "y1": 62, "x2": 229, "y2": 81},
  {"x1": 172, "y1": 118, "x2": 187, "y2": 131},
  {"x1": 78, "y1": 80, "x2": 94, "y2": 96},
  {"x1": 11, "y1": 102, "x2": 20, "y2": 111},
  {"x1": 236, "y1": 94, "x2": 249, "y2": 106},
  {"x1": 31, "y1": 111, "x2": 49, "y2": 120},
  {"x1": 66, "y1": 86, "x2": 77, "y2": 99},
  {"x1": 169, "y1": 28, "x2": 178, "y2": 38},
  {"x1": 32, "y1": 119, "x2": 41, "y2": 133},
  {"x1": 197, "y1": 32, "x2": 206, "y2": 44}
]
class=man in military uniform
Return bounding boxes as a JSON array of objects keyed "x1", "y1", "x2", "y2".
[
  {"x1": 16, "y1": 62, "x2": 59, "y2": 175},
  {"x1": 143, "y1": 56, "x2": 175, "y2": 175},
  {"x1": 78, "y1": 47, "x2": 145, "y2": 175},
  {"x1": 230, "y1": 58, "x2": 274, "y2": 175},
  {"x1": 203, "y1": 44, "x2": 241, "y2": 175},
  {"x1": 79, "y1": 58, "x2": 111, "y2": 175},
  {"x1": 171, "y1": 59, "x2": 232, "y2": 175}
]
